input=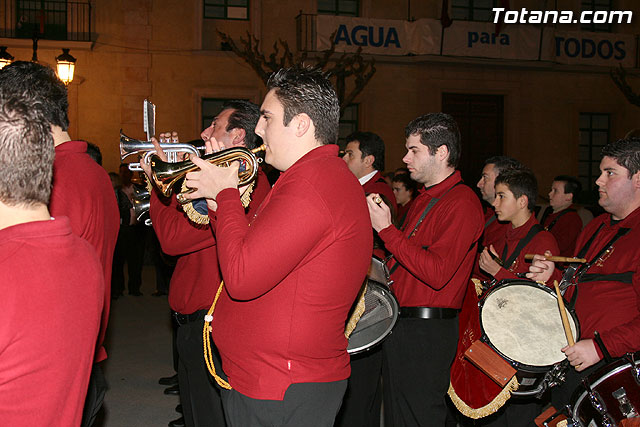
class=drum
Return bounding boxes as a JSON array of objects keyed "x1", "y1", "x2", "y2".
[
  {"x1": 346, "y1": 257, "x2": 399, "y2": 355},
  {"x1": 570, "y1": 354, "x2": 640, "y2": 427},
  {"x1": 479, "y1": 279, "x2": 580, "y2": 396}
]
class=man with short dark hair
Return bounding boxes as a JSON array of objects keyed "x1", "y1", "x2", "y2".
[
  {"x1": 477, "y1": 156, "x2": 522, "y2": 249},
  {"x1": 528, "y1": 137, "x2": 640, "y2": 419},
  {"x1": 539, "y1": 175, "x2": 584, "y2": 256},
  {"x1": 0, "y1": 94, "x2": 103, "y2": 426},
  {"x1": 0, "y1": 61, "x2": 119, "y2": 426},
  {"x1": 343, "y1": 131, "x2": 396, "y2": 212},
  {"x1": 337, "y1": 130, "x2": 396, "y2": 427},
  {"x1": 141, "y1": 99, "x2": 271, "y2": 427},
  {"x1": 368, "y1": 113, "x2": 484, "y2": 426},
  {"x1": 183, "y1": 67, "x2": 372, "y2": 426}
]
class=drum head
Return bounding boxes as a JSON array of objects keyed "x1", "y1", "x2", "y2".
[
  {"x1": 480, "y1": 281, "x2": 579, "y2": 368},
  {"x1": 347, "y1": 281, "x2": 398, "y2": 354}
]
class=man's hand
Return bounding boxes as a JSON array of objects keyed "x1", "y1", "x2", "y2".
[
  {"x1": 525, "y1": 250, "x2": 555, "y2": 282},
  {"x1": 563, "y1": 339, "x2": 600, "y2": 371},
  {"x1": 182, "y1": 156, "x2": 239, "y2": 204},
  {"x1": 139, "y1": 136, "x2": 168, "y2": 181},
  {"x1": 478, "y1": 245, "x2": 501, "y2": 277},
  {"x1": 367, "y1": 193, "x2": 392, "y2": 232}
]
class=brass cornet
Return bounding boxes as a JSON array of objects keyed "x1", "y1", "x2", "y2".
[
  {"x1": 150, "y1": 144, "x2": 266, "y2": 201},
  {"x1": 120, "y1": 131, "x2": 206, "y2": 171}
]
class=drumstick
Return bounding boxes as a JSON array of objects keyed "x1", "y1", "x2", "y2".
[
  {"x1": 553, "y1": 280, "x2": 575, "y2": 346},
  {"x1": 524, "y1": 254, "x2": 587, "y2": 263}
]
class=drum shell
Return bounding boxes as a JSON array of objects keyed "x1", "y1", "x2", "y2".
[
  {"x1": 347, "y1": 280, "x2": 399, "y2": 355},
  {"x1": 570, "y1": 354, "x2": 640, "y2": 426},
  {"x1": 479, "y1": 279, "x2": 581, "y2": 396}
]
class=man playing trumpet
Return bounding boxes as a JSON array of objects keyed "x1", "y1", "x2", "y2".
[
  {"x1": 180, "y1": 67, "x2": 372, "y2": 426},
  {"x1": 140, "y1": 100, "x2": 271, "y2": 427}
]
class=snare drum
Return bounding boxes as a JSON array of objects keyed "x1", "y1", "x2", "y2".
[
  {"x1": 479, "y1": 279, "x2": 580, "y2": 396},
  {"x1": 570, "y1": 354, "x2": 640, "y2": 427},
  {"x1": 346, "y1": 257, "x2": 399, "y2": 355}
]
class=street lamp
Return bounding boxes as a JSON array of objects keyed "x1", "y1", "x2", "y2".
[
  {"x1": 0, "y1": 46, "x2": 14, "y2": 69},
  {"x1": 55, "y1": 48, "x2": 76, "y2": 85}
]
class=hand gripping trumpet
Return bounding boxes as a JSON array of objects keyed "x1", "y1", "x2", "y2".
[
  {"x1": 150, "y1": 144, "x2": 266, "y2": 201},
  {"x1": 120, "y1": 131, "x2": 206, "y2": 171}
]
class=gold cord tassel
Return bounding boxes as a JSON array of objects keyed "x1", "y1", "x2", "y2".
[
  {"x1": 345, "y1": 282, "x2": 367, "y2": 338},
  {"x1": 447, "y1": 376, "x2": 520, "y2": 419},
  {"x1": 203, "y1": 280, "x2": 232, "y2": 389}
]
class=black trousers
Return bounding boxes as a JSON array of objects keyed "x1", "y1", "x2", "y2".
[
  {"x1": 176, "y1": 315, "x2": 226, "y2": 427},
  {"x1": 221, "y1": 380, "x2": 347, "y2": 427},
  {"x1": 383, "y1": 316, "x2": 459, "y2": 427},
  {"x1": 334, "y1": 345, "x2": 383, "y2": 427},
  {"x1": 81, "y1": 363, "x2": 107, "y2": 427},
  {"x1": 111, "y1": 225, "x2": 146, "y2": 296}
]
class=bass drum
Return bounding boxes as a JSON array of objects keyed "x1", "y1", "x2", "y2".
[
  {"x1": 479, "y1": 279, "x2": 580, "y2": 396},
  {"x1": 570, "y1": 354, "x2": 640, "y2": 427},
  {"x1": 346, "y1": 257, "x2": 399, "y2": 355}
]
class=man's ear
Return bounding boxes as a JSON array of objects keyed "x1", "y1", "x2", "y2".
[
  {"x1": 436, "y1": 144, "x2": 450, "y2": 162},
  {"x1": 518, "y1": 195, "x2": 529, "y2": 210},
  {"x1": 230, "y1": 128, "x2": 246, "y2": 146},
  {"x1": 293, "y1": 113, "x2": 311, "y2": 138},
  {"x1": 363, "y1": 154, "x2": 375, "y2": 168}
]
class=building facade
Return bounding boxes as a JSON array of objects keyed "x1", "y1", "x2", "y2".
[{"x1": 1, "y1": 0, "x2": 638, "y2": 203}]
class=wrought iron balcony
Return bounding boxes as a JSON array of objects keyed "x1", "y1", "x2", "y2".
[{"x1": 0, "y1": 0, "x2": 91, "y2": 42}]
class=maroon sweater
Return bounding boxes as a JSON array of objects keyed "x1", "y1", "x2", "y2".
[
  {"x1": 211, "y1": 145, "x2": 372, "y2": 400},
  {"x1": 49, "y1": 140, "x2": 119, "y2": 363},
  {"x1": 150, "y1": 169, "x2": 270, "y2": 314},
  {"x1": 542, "y1": 206, "x2": 583, "y2": 257},
  {"x1": 566, "y1": 207, "x2": 640, "y2": 358},
  {"x1": 0, "y1": 218, "x2": 103, "y2": 425},
  {"x1": 379, "y1": 171, "x2": 484, "y2": 308}
]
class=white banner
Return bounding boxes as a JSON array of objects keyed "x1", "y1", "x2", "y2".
[
  {"x1": 442, "y1": 21, "x2": 541, "y2": 60},
  {"x1": 313, "y1": 16, "x2": 637, "y2": 68},
  {"x1": 540, "y1": 29, "x2": 636, "y2": 67},
  {"x1": 316, "y1": 15, "x2": 410, "y2": 55}
]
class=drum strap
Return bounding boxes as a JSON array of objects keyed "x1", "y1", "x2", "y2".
[
  {"x1": 388, "y1": 181, "x2": 462, "y2": 275},
  {"x1": 544, "y1": 208, "x2": 576, "y2": 231},
  {"x1": 501, "y1": 223, "x2": 543, "y2": 269},
  {"x1": 484, "y1": 213, "x2": 497, "y2": 230},
  {"x1": 564, "y1": 226, "x2": 631, "y2": 307}
]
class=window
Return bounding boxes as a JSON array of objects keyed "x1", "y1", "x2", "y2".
[
  {"x1": 338, "y1": 104, "x2": 359, "y2": 147},
  {"x1": 16, "y1": 0, "x2": 67, "y2": 40},
  {"x1": 204, "y1": 0, "x2": 249, "y2": 20},
  {"x1": 578, "y1": 113, "x2": 610, "y2": 193},
  {"x1": 318, "y1": 0, "x2": 359, "y2": 17},
  {"x1": 581, "y1": 0, "x2": 613, "y2": 32},
  {"x1": 202, "y1": 98, "x2": 231, "y2": 131},
  {"x1": 451, "y1": 0, "x2": 496, "y2": 22}
]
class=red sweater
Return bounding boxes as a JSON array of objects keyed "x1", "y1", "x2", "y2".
[
  {"x1": 0, "y1": 218, "x2": 103, "y2": 425},
  {"x1": 211, "y1": 145, "x2": 372, "y2": 400},
  {"x1": 481, "y1": 206, "x2": 510, "y2": 249},
  {"x1": 363, "y1": 170, "x2": 397, "y2": 213},
  {"x1": 49, "y1": 141, "x2": 119, "y2": 363},
  {"x1": 378, "y1": 171, "x2": 484, "y2": 308},
  {"x1": 490, "y1": 214, "x2": 560, "y2": 282},
  {"x1": 566, "y1": 207, "x2": 640, "y2": 358},
  {"x1": 541, "y1": 206, "x2": 583, "y2": 257},
  {"x1": 150, "y1": 170, "x2": 270, "y2": 314}
]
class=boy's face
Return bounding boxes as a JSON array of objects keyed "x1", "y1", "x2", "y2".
[{"x1": 492, "y1": 183, "x2": 523, "y2": 223}]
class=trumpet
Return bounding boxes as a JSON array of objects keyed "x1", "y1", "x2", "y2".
[
  {"x1": 150, "y1": 144, "x2": 266, "y2": 201},
  {"x1": 120, "y1": 131, "x2": 206, "y2": 171},
  {"x1": 131, "y1": 183, "x2": 152, "y2": 226}
]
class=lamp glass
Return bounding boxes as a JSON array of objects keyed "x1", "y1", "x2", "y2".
[{"x1": 56, "y1": 61, "x2": 75, "y2": 85}]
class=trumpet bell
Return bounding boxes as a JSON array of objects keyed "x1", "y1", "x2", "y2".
[{"x1": 151, "y1": 145, "x2": 266, "y2": 199}]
